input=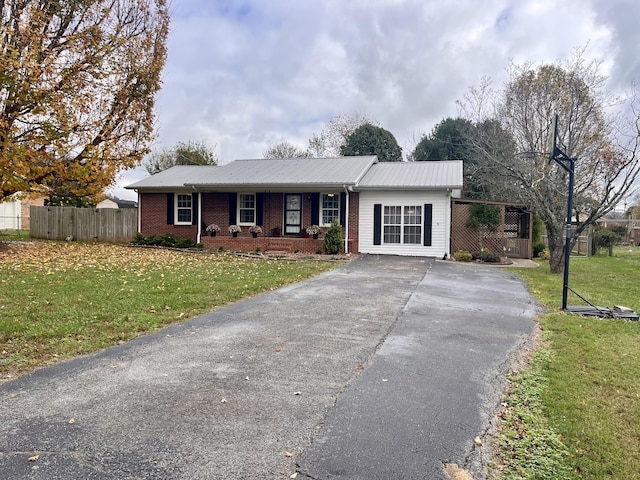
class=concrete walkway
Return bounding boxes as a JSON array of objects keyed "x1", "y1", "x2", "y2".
[{"x1": 0, "y1": 256, "x2": 536, "y2": 479}]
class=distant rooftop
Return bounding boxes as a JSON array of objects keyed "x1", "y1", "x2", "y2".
[{"x1": 124, "y1": 166, "x2": 213, "y2": 190}]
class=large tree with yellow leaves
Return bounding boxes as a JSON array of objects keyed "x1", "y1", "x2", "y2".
[{"x1": 0, "y1": 0, "x2": 169, "y2": 205}]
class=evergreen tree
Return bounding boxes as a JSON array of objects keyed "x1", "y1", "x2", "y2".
[
  {"x1": 322, "y1": 219, "x2": 344, "y2": 254},
  {"x1": 341, "y1": 124, "x2": 402, "y2": 162}
]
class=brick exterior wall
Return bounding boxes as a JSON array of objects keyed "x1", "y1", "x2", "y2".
[
  {"x1": 21, "y1": 197, "x2": 45, "y2": 230},
  {"x1": 347, "y1": 191, "x2": 359, "y2": 253},
  {"x1": 140, "y1": 191, "x2": 360, "y2": 254},
  {"x1": 140, "y1": 192, "x2": 198, "y2": 239}
]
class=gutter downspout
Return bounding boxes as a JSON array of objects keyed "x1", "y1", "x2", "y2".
[
  {"x1": 136, "y1": 190, "x2": 141, "y2": 233},
  {"x1": 197, "y1": 191, "x2": 202, "y2": 243},
  {"x1": 446, "y1": 188, "x2": 452, "y2": 257},
  {"x1": 343, "y1": 185, "x2": 350, "y2": 254}
]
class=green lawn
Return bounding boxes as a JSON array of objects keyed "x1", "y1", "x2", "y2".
[
  {"x1": 496, "y1": 247, "x2": 640, "y2": 479},
  {"x1": 0, "y1": 241, "x2": 339, "y2": 380}
]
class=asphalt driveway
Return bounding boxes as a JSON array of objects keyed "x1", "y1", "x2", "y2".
[{"x1": 0, "y1": 256, "x2": 536, "y2": 479}]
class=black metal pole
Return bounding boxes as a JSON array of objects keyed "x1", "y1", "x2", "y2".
[{"x1": 562, "y1": 158, "x2": 575, "y2": 311}]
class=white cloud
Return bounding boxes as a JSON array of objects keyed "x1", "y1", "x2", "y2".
[{"x1": 116, "y1": 0, "x2": 638, "y2": 200}]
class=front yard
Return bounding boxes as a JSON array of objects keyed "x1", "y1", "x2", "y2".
[
  {"x1": 0, "y1": 241, "x2": 339, "y2": 381},
  {"x1": 497, "y1": 248, "x2": 640, "y2": 479}
]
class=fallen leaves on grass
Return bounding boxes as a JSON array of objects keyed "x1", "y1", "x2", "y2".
[
  {"x1": 0, "y1": 241, "x2": 327, "y2": 287},
  {"x1": 1, "y1": 241, "x2": 338, "y2": 379}
]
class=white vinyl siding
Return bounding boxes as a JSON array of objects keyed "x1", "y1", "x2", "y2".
[
  {"x1": 358, "y1": 190, "x2": 451, "y2": 257},
  {"x1": 0, "y1": 199, "x2": 21, "y2": 229}
]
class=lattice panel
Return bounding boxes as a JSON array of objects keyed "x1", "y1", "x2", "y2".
[
  {"x1": 451, "y1": 202, "x2": 506, "y2": 255},
  {"x1": 451, "y1": 201, "x2": 532, "y2": 258}
]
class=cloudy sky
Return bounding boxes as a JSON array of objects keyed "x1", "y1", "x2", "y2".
[{"x1": 113, "y1": 0, "x2": 640, "y2": 200}]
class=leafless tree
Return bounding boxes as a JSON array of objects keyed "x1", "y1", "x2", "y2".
[
  {"x1": 458, "y1": 50, "x2": 640, "y2": 273},
  {"x1": 144, "y1": 140, "x2": 218, "y2": 174},
  {"x1": 307, "y1": 113, "x2": 378, "y2": 157},
  {"x1": 262, "y1": 141, "x2": 310, "y2": 159}
]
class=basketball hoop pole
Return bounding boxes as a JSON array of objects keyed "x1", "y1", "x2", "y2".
[
  {"x1": 560, "y1": 157, "x2": 574, "y2": 311},
  {"x1": 550, "y1": 134, "x2": 575, "y2": 311}
]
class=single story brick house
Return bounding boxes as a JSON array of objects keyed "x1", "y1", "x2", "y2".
[{"x1": 126, "y1": 156, "x2": 463, "y2": 256}]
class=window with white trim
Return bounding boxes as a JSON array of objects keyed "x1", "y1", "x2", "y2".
[
  {"x1": 403, "y1": 205, "x2": 422, "y2": 244},
  {"x1": 238, "y1": 193, "x2": 256, "y2": 225},
  {"x1": 175, "y1": 194, "x2": 192, "y2": 225},
  {"x1": 383, "y1": 206, "x2": 401, "y2": 243},
  {"x1": 383, "y1": 205, "x2": 422, "y2": 244},
  {"x1": 321, "y1": 194, "x2": 340, "y2": 226}
]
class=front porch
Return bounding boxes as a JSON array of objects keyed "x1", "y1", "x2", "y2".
[
  {"x1": 200, "y1": 234, "x2": 322, "y2": 253},
  {"x1": 200, "y1": 233, "x2": 357, "y2": 254}
]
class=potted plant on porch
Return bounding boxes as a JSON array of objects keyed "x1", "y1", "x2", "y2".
[
  {"x1": 249, "y1": 225, "x2": 262, "y2": 238},
  {"x1": 306, "y1": 225, "x2": 322, "y2": 239},
  {"x1": 229, "y1": 225, "x2": 241, "y2": 237},
  {"x1": 270, "y1": 226, "x2": 282, "y2": 237},
  {"x1": 206, "y1": 223, "x2": 220, "y2": 237}
]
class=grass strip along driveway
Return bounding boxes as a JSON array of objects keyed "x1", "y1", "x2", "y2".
[
  {"x1": 0, "y1": 241, "x2": 338, "y2": 381},
  {"x1": 498, "y1": 247, "x2": 640, "y2": 479}
]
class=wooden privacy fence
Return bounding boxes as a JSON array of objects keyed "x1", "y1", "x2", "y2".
[{"x1": 30, "y1": 206, "x2": 137, "y2": 244}]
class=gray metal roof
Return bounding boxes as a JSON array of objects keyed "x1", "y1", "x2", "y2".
[
  {"x1": 357, "y1": 160, "x2": 463, "y2": 189},
  {"x1": 125, "y1": 166, "x2": 214, "y2": 189},
  {"x1": 125, "y1": 157, "x2": 461, "y2": 191},
  {"x1": 186, "y1": 156, "x2": 377, "y2": 187},
  {"x1": 126, "y1": 157, "x2": 378, "y2": 191}
]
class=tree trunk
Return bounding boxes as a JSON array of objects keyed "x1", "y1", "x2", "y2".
[
  {"x1": 549, "y1": 245, "x2": 565, "y2": 274},
  {"x1": 547, "y1": 230, "x2": 565, "y2": 274}
]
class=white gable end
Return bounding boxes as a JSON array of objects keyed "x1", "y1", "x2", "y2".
[{"x1": 358, "y1": 190, "x2": 452, "y2": 257}]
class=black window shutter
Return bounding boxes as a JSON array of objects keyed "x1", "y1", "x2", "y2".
[
  {"x1": 311, "y1": 193, "x2": 320, "y2": 225},
  {"x1": 423, "y1": 204, "x2": 433, "y2": 246},
  {"x1": 167, "y1": 193, "x2": 174, "y2": 224},
  {"x1": 228, "y1": 193, "x2": 237, "y2": 225},
  {"x1": 373, "y1": 204, "x2": 382, "y2": 245},
  {"x1": 256, "y1": 193, "x2": 264, "y2": 225},
  {"x1": 191, "y1": 193, "x2": 198, "y2": 225},
  {"x1": 339, "y1": 192, "x2": 346, "y2": 226}
]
